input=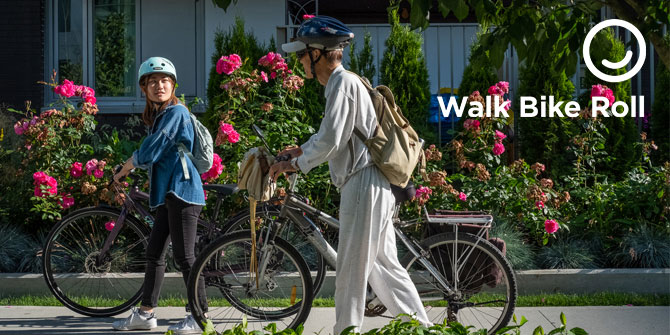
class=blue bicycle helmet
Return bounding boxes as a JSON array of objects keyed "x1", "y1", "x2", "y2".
[
  {"x1": 282, "y1": 16, "x2": 354, "y2": 53},
  {"x1": 138, "y1": 56, "x2": 177, "y2": 84}
]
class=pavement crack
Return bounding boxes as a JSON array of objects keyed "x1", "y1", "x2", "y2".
[{"x1": 539, "y1": 310, "x2": 557, "y2": 329}]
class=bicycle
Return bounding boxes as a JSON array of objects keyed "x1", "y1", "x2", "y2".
[
  {"x1": 186, "y1": 126, "x2": 517, "y2": 334},
  {"x1": 42, "y1": 169, "x2": 239, "y2": 317}
]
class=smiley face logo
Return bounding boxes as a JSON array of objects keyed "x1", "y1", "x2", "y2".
[{"x1": 583, "y1": 19, "x2": 646, "y2": 83}]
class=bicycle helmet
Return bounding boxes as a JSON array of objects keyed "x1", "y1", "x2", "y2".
[
  {"x1": 282, "y1": 16, "x2": 354, "y2": 78},
  {"x1": 138, "y1": 56, "x2": 177, "y2": 84}
]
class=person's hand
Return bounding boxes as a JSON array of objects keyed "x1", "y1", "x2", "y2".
[
  {"x1": 269, "y1": 161, "x2": 296, "y2": 182},
  {"x1": 114, "y1": 158, "x2": 134, "y2": 183},
  {"x1": 278, "y1": 146, "x2": 303, "y2": 159}
]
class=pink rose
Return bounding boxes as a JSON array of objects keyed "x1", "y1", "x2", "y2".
[
  {"x1": 220, "y1": 122, "x2": 234, "y2": 134},
  {"x1": 85, "y1": 159, "x2": 99, "y2": 175},
  {"x1": 105, "y1": 221, "x2": 115, "y2": 231},
  {"x1": 496, "y1": 81, "x2": 510, "y2": 94},
  {"x1": 535, "y1": 201, "x2": 545, "y2": 210},
  {"x1": 544, "y1": 219, "x2": 559, "y2": 234},
  {"x1": 492, "y1": 142, "x2": 505, "y2": 155},
  {"x1": 93, "y1": 169, "x2": 104, "y2": 179},
  {"x1": 495, "y1": 130, "x2": 507, "y2": 141},
  {"x1": 260, "y1": 71, "x2": 268, "y2": 83},
  {"x1": 14, "y1": 121, "x2": 25, "y2": 135},
  {"x1": 270, "y1": 72, "x2": 277, "y2": 80},
  {"x1": 502, "y1": 99, "x2": 511, "y2": 111},
  {"x1": 201, "y1": 153, "x2": 224, "y2": 181},
  {"x1": 70, "y1": 162, "x2": 83, "y2": 178},
  {"x1": 590, "y1": 84, "x2": 616, "y2": 107},
  {"x1": 33, "y1": 171, "x2": 48, "y2": 185},
  {"x1": 60, "y1": 193, "x2": 75, "y2": 209},
  {"x1": 458, "y1": 192, "x2": 467, "y2": 201},
  {"x1": 488, "y1": 84, "x2": 503, "y2": 96},
  {"x1": 216, "y1": 54, "x2": 242, "y2": 75},
  {"x1": 80, "y1": 86, "x2": 96, "y2": 104},
  {"x1": 54, "y1": 79, "x2": 76, "y2": 98},
  {"x1": 227, "y1": 130, "x2": 240, "y2": 144},
  {"x1": 303, "y1": 14, "x2": 315, "y2": 20},
  {"x1": 463, "y1": 119, "x2": 480, "y2": 131}
]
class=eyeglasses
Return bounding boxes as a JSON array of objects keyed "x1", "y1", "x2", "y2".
[{"x1": 296, "y1": 49, "x2": 310, "y2": 59}]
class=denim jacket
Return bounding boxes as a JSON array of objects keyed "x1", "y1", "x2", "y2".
[{"x1": 132, "y1": 103, "x2": 205, "y2": 209}]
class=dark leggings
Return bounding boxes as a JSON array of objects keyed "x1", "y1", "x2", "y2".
[{"x1": 141, "y1": 193, "x2": 207, "y2": 311}]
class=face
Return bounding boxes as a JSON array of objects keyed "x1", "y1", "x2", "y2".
[
  {"x1": 143, "y1": 73, "x2": 174, "y2": 103},
  {"x1": 298, "y1": 49, "x2": 317, "y2": 79}
]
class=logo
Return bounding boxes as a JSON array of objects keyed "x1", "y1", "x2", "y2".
[{"x1": 582, "y1": 19, "x2": 646, "y2": 83}]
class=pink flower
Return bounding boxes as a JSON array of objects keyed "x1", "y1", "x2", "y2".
[
  {"x1": 492, "y1": 142, "x2": 505, "y2": 155},
  {"x1": 590, "y1": 84, "x2": 615, "y2": 107},
  {"x1": 93, "y1": 169, "x2": 104, "y2": 179},
  {"x1": 303, "y1": 14, "x2": 315, "y2": 20},
  {"x1": 80, "y1": 86, "x2": 96, "y2": 104},
  {"x1": 54, "y1": 79, "x2": 76, "y2": 98},
  {"x1": 544, "y1": 219, "x2": 559, "y2": 234},
  {"x1": 502, "y1": 99, "x2": 511, "y2": 111},
  {"x1": 270, "y1": 72, "x2": 277, "y2": 80},
  {"x1": 201, "y1": 153, "x2": 224, "y2": 181},
  {"x1": 33, "y1": 171, "x2": 48, "y2": 185},
  {"x1": 70, "y1": 162, "x2": 83, "y2": 178},
  {"x1": 14, "y1": 121, "x2": 25, "y2": 135},
  {"x1": 495, "y1": 130, "x2": 507, "y2": 141},
  {"x1": 463, "y1": 119, "x2": 480, "y2": 131},
  {"x1": 105, "y1": 221, "x2": 115, "y2": 231},
  {"x1": 33, "y1": 172, "x2": 57, "y2": 197},
  {"x1": 488, "y1": 84, "x2": 503, "y2": 96},
  {"x1": 60, "y1": 193, "x2": 75, "y2": 209},
  {"x1": 216, "y1": 54, "x2": 242, "y2": 75},
  {"x1": 227, "y1": 130, "x2": 240, "y2": 144},
  {"x1": 260, "y1": 71, "x2": 268, "y2": 83},
  {"x1": 220, "y1": 122, "x2": 234, "y2": 134},
  {"x1": 458, "y1": 192, "x2": 467, "y2": 201},
  {"x1": 85, "y1": 159, "x2": 99, "y2": 175},
  {"x1": 414, "y1": 186, "x2": 433, "y2": 206},
  {"x1": 496, "y1": 81, "x2": 510, "y2": 94},
  {"x1": 535, "y1": 201, "x2": 545, "y2": 210}
]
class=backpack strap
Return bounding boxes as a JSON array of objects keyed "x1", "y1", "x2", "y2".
[{"x1": 177, "y1": 143, "x2": 192, "y2": 180}]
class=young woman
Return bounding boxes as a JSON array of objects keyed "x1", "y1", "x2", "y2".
[{"x1": 112, "y1": 57, "x2": 206, "y2": 334}]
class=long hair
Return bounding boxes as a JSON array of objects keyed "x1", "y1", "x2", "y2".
[{"x1": 139, "y1": 75, "x2": 181, "y2": 127}]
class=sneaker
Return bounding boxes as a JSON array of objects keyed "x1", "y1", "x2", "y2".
[
  {"x1": 112, "y1": 308, "x2": 157, "y2": 331},
  {"x1": 167, "y1": 315, "x2": 201, "y2": 334}
]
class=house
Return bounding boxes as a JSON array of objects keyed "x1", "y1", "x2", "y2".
[{"x1": 0, "y1": 0, "x2": 660, "y2": 131}]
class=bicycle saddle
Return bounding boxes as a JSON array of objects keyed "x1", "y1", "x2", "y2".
[{"x1": 203, "y1": 183, "x2": 239, "y2": 196}]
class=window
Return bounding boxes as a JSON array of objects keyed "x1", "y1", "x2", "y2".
[{"x1": 57, "y1": 0, "x2": 84, "y2": 84}]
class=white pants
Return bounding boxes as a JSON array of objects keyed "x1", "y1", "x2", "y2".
[{"x1": 334, "y1": 166, "x2": 431, "y2": 335}]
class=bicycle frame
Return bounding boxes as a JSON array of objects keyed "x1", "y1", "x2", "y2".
[{"x1": 264, "y1": 173, "x2": 493, "y2": 298}]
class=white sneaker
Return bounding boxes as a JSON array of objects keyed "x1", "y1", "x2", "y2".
[
  {"x1": 167, "y1": 315, "x2": 201, "y2": 334},
  {"x1": 112, "y1": 308, "x2": 157, "y2": 330}
]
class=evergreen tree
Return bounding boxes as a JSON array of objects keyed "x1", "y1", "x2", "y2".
[
  {"x1": 651, "y1": 35, "x2": 670, "y2": 164},
  {"x1": 348, "y1": 31, "x2": 376, "y2": 84}
]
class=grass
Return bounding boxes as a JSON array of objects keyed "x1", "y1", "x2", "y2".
[{"x1": 1, "y1": 292, "x2": 668, "y2": 307}]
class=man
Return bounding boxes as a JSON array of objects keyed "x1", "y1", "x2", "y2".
[{"x1": 269, "y1": 15, "x2": 431, "y2": 334}]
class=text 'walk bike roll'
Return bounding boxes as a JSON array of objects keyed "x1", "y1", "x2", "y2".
[{"x1": 185, "y1": 125, "x2": 517, "y2": 334}]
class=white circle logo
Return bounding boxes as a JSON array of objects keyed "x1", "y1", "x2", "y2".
[{"x1": 582, "y1": 19, "x2": 646, "y2": 83}]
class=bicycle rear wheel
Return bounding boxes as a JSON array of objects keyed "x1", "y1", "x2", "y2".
[
  {"x1": 400, "y1": 232, "x2": 517, "y2": 334},
  {"x1": 42, "y1": 207, "x2": 149, "y2": 317},
  {"x1": 187, "y1": 230, "x2": 313, "y2": 333},
  {"x1": 223, "y1": 205, "x2": 328, "y2": 297}
]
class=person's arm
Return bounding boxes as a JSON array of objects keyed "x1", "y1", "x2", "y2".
[
  {"x1": 131, "y1": 106, "x2": 188, "y2": 169},
  {"x1": 296, "y1": 88, "x2": 355, "y2": 174}
]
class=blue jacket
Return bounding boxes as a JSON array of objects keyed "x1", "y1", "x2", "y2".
[{"x1": 132, "y1": 103, "x2": 205, "y2": 209}]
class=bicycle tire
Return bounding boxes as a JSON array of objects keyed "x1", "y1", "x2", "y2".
[
  {"x1": 399, "y1": 232, "x2": 517, "y2": 334},
  {"x1": 187, "y1": 230, "x2": 314, "y2": 333},
  {"x1": 42, "y1": 206, "x2": 150, "y2": 317},
  {"x1": 223, "y1": 205, "x2": 328, "y2": 297}
]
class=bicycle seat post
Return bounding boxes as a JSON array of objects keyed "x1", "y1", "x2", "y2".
[{"x1": 288, "y1": 173, "x2": 299, "y2": 193}]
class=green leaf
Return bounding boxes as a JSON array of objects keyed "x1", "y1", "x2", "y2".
[
  {"x1": 657, "y1": 190, "x2": 664, "y2": 198},
  {"x1": 533, "y1": 326, "x2": 545, "y2": 335},
  {"x1": 569, "y1": 327, "x2": 589, "y2": 335},
  {"x1": 453, "y1": 0, "x2": 470, "y2": 21},
  {"x1": 409, "y1": 0, "x2": 431, "y2": 30}
]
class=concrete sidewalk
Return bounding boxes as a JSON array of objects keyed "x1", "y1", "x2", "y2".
[{"x1": 0, "y1": 306, "x2": 668, "y2": 335}]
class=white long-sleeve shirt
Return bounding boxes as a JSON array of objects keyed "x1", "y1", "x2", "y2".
[{"x1": 297, "y1": 65, "x2": 376, "y2": 188}]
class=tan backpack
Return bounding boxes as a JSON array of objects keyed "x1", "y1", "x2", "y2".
[{"x1": 348, "y1": 72, "x2": 426, "y2": 187}]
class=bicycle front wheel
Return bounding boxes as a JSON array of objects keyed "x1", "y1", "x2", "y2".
[
  {"x1": 400, "y1": 232, "x2": 517, "y2": 334},
  {"x1": 187, "y1": 230, "x2": 314, "y2": 333},
  {"x1": 42, "y1": 206, "x2": 149, "y2": 317}
]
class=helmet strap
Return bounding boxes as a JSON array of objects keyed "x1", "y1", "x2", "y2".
[{"x1": 307, "y1": 49, "x2": 322, "y2": 79}]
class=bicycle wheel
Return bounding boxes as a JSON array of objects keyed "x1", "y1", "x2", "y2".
[
  {"x1": 187, "y1": 230, "x2": 314, "y2": 333},
  {"x1": 223, "y1": 205, "x2": 327, "y2": 297},
  {"x1": 42, "y1": 206, "x2": 149, "y2": 317},
  {"x1": 399, "y1": 232, "x2": 517, "y2": 334}
]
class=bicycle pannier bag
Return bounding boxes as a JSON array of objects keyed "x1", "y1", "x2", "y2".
[
  {"x1": 178, "y1": 113, "x2": 214, "y2": 179},
  {"x1": 348, "y1": 72, "x2": 426, "y2": 187}
]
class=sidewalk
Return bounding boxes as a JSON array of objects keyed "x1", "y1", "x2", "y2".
[{"x1": 0, "y1": 306, "x2": 668, "y2": 335}]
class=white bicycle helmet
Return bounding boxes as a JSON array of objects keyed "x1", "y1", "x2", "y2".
[{"x1": 138, "y1": 56, "x2": 177, "y2": 84}]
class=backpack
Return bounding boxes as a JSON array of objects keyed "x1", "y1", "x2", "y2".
[
  {"x1": 178, "y1": 113, "x2": 214, "y2": 180},
  {"x1": 347, "y1": 71, "x2": 426, "y2": 187}
]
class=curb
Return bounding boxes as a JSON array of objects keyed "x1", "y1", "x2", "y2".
[{"x1": 2, "y1": 269, "x2": 669, "y2": 297}]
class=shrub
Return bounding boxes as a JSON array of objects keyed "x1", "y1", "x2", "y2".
[
  {"x1": 611, "y1": 225, "x2": 670, "y2": 268},
  {"x1": 0, "y1": 221, "x2": 24, "y2": 272},
  {"x1": 577, "y1": 28, "x2": 639, "y2": 179},
  {"x1": 537, "y1": 237, "x2": 598, "y2": 269},
  {"x1": 651, "y1": 34, "x2": 670, "y2": 164},
  {"x1": 380, "y1": 6, "x2": 434, "y2": 143},
  {"x1": 458, "y1": 32, "x2": 498, "y2": 104},
  {"x1": 347, "y1": 31, "x2": 376, "y2": 84},
  {"x1": 490, "y1": 219, "x2": 537, "y2": 270},
  {"x1": 203, "y1": 17, "x2": 276, "y2": 130}
]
